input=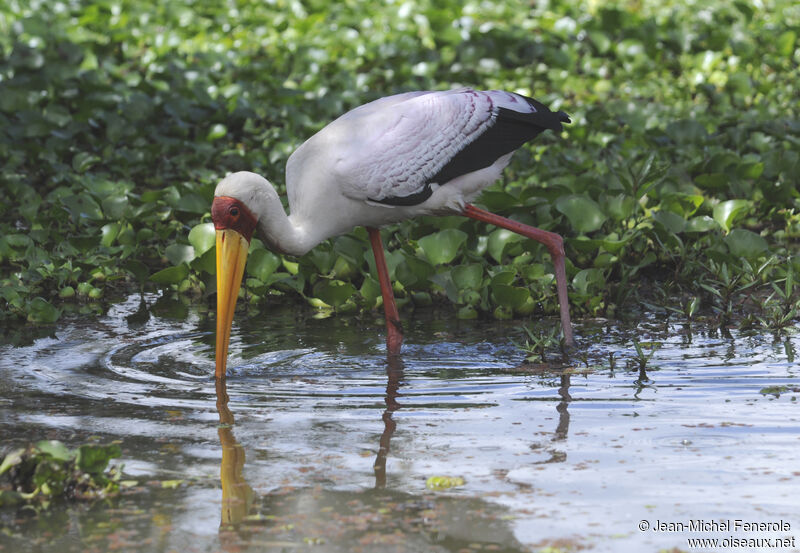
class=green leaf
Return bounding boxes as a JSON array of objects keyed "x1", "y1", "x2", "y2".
[
  {"x1": 62, "y1": 194, "x2": 104, "y2": 222},
  {"x1": 777, "y1": 31, "x2": 797, "y2": 58},
  {"x1": 491, "y1": 271, "x2": 516, "y2": 287},
  {"x1": 313, "y1": 280, "x2": 356, "y2": 308},
  {"x1": 418, "y1": 229, "x2": 467, "y2": 265},
  {"x1": 100, "y1": 223, "x2": 121, "y2": 247},
  {"x1": 360, "y1": 276, "x2": 382, "y2": 304},
  {"x1": 685, "y1": 216, "x2": 718, "y2": 233},
  {"x1": 451, "y1": 264, "x2": 483, "y2": 290},
  {"x1": 247, "y1": 249, "x2": 281, "y2": 282},
  {"x1": 426, "y1": 475, "x2": 465, "y2": 490},
  {"x1": 123, "y1": 260, "x2": 150, "y2": 283},
  {"x1": 71, "y1": 152, "x2": 101, "y2": 173},
  {"x1": 207, "y1": 124, "x2": 228, "y2": 141},
  {"x1": 192, "y1": 247, "x2": 216, "y2": 275},
  {"x1": 555, "y1": 195, "x2": 607, "y2": 233},
  {"x1": 188, "y1": 223, "x2": 216, "y2": 256},
  {"x1": 27, "y1": 297, "x2": 61, "y2": 324},
  {"x1": 694, "y1": 173, "x2": 728, "y2": 191},
  {"x1": 713, "y1": 199, "x2": 751, "y2": 233},
  {"x1": 665, "y1": 119, "x2": 708, "y2": 144},
  {"x1": 572, "y1": 268, "x2": 605, "y2": 296},
  {"x1": 724, "y1": 229, "x2": 768, "y2": 259},
  {"x1": 491, "y1": 284, "x2": 530, "y2": 308},
  {"x1": 36, "y1": 440, "x2": 75, "y2": 462},
  {"x1": 165, "y1": 244, "x2": 195, "y2": 265},
  {"x1": 487, "y1": 229, "x2": 524, "y2": 263},
  {"x1": 0, "y1": 449, "x2": 25, "y2": 476},
  {"x1": 652, "y1": 211, "x2": 685, "y2": 234},
  {"x1": 76, "y1": 444, "x2": 121, "y2": 474},
  {"x1": 150, "y1": 264, "x2": 189, "y2": 284},
  {"x1": 175, "y1": 193, "x2": 208, "y2": 214}
]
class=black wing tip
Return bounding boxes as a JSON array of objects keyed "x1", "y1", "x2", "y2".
[{"x1": 557, "y1": 110, "x2": 571, "y2": 124}]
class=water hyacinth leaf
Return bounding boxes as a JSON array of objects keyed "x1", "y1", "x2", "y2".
[
  {"x1": 665, "y1": 119, "x2": 708, "y2": 144},
  {"x1": 555, "y1": 195, "x2": 606, "y2": 233},
  {"x1": 0, "y1": 449, "x2": 25, "y2": 476},
  {"x1": 175, "y1": 193, "x2": 208, "y2": 214},
  {"x1": 426, "y1": 475, "x2": 465, "y2": 490},
  {"x1": 491, "y1": 271, "x2": 516, "y2": 287},
  {"x1": 62, "y1": 194, "x2": 104, "y2": 221},
  {"x1": 451, "y1": 264, "x2": 483, "y2": 290},
  {"x1": 686, "y1": 216, "x2": 718, "y2": 233},
  {"x1": 192, "y1": 247, "x2": 216, "y2": 275},
  {"x1": 308, "y1": 249, "x2": 335, "y2": 274},
  {"x1": 713, "y1": 199, "x2": 751, "y2": 233},
  {"x1": 247, "y1": 249, "x2": 281, "y2": 282},
  {"x1": 100, "y1": 223, "x2": 121, "y2": 247},
  {"x1": 492, "y1": 284, "x2": 530, "y2": 308},
  {"x1": 652, "y1": 211, "x2": 686, "y2": 234},
  {"x1": 150, "y1": 263, "x2": 189, "y2": 284},
  {"x1": 36, "y1": 440, "x2": 74, "y2": 462},
  {"x1": 604, "y1": 194, "x2": 637, "y2": 221},
  {"x1": 365, "y1": 249, "x2": 404, "y2": 280},
  {"x1": 418, "y1": 229, "x2": 467, "y2": 265},
  {"x1": 314, "y1": 280, "x2": 356, "y2": 308},
  {"x1": 724, "y1": 229, "x2": 768, "y2": 258},
  {"x1": 572, "y1": 268, "x2": 605, "y2": 296},
  {"x1": 188, "y1": 222, "x2": 215, "y2": 256},
  {"x1": 27, "y1": 297, "x2": 61, "y2": 323},
  {"x1": 360, "y1": 276, "x2": 382, "y2": 304},
  {"x1": 777, "y1": 30, "x2": 797, "y2": 57},
  {"x1": 487, "y1": 229, "x2": 525, "y2": 263},
  {"x1": 738, "y1": 161, "x2": 764, "y2": 179},
  {"x1": 399, "y1": 255, "x2": 435, "y2": 285},
  {"x1": 477, "y1": 190, "x2": 519, "y2": 211},
  {"x1": 207, "y1": 123, "x2": 227, "y2": 141},
  {"x1": 333, "y1": 235, "x2": 366, "y2": 266},
  {"x1": 101, "y1": 195, "x2": 128, "y2": 220},
  {"x1": 71, "y1": 152, "x2": 101, "y2": 173},
  {"x1": 76, "y1": 444, "x2": 121, "y2": 474},
  {"x1": 165, "y1": 244, "x2": 195, "y2": 265},
  {"x1": 123, "y1": 260, "x2": 150, "y2": 283},
  {"x1": 694, "y1": 173, "x2": 728, "y2": 191}
]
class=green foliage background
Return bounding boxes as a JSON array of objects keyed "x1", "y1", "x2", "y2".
[{"x1": 1, "y1": 0, "x2": 798, "y2": 327}]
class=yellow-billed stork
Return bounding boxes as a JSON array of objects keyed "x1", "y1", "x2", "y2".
[{"x1": 212, "y1": 88, "x2": 573, "y2": 378}]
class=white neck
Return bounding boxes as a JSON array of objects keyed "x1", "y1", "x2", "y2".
[{"x1": 214, "y1": 171, "x2": 321, "y2": 256}]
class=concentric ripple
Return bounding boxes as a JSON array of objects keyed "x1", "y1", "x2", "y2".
[{"x1": 1, "y1": 294, "x2": 799, "y2": 552}]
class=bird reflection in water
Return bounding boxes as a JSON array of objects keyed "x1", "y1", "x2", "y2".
[
  {"x1": 373, "y1": 355, "x2": 404, "y2": 489},
  {"x1": 215, "y1": 377, "x2": 255, "y2": 529},
  {"x1": 213, "y1": 357, "x2": 406, "y2": 531},
  {"x1": 213, "y1": 356, "x2": 574, "y2": 546}
]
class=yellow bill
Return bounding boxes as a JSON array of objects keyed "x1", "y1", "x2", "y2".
[{"x1": 215, "y1": 228, "x2": 249, "y2": 378}]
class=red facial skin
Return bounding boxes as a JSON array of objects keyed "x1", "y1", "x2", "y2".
[{"x1": 211, "y1": 196, "x2": 258, "y2": 242}]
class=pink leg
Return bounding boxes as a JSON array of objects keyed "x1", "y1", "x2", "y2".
[
  {"x1": 367, "y1": 227, "x2": 403, "y2": 355},
  {"x1": 463, "y1": 204, "x2": 574, "y2": 346}
]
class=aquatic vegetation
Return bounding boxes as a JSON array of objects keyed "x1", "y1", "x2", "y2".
[
  {"x1": 0, "y1": 440, "x2": 122, "y2": 507},
  {"x1": 425, "y1": 475, "x2": 466, "y2": 490},
  {"x1": 513, "y1": 323, "x2": 562, "y2": 362},
  {"x1": 0, "y1": 0, "x2": 798, "y2": 330}
]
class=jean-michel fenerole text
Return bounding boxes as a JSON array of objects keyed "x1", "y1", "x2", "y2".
[{"x1": 651, "y1": 520, "x2": 791, "y2": 533}]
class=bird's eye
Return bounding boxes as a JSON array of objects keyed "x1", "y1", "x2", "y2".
[{"x1": 230, "y1": 206, "x2": 239, "y2": 217}]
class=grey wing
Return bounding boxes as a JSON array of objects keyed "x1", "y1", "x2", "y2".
[{"x1": 330, "y1": 88, "x2": 497, "y2": 205}]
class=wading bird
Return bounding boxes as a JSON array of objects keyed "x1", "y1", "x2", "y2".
[{"x1": 212, "y1": 88, "x2": 573, "y2": 378}]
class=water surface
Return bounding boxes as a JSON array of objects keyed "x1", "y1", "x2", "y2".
[{"x1": 1, "y1": 294, "x2": 798, "y2": 552}]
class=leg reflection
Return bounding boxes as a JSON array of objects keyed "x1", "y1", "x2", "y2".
[
  {"x1": 374, "y1": 355, "x2": 404, "y2": 489},
  {"x1": 216, "y1": 378, "x2": 256, "y2": 529}
]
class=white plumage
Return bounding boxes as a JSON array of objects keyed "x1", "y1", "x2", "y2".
[
  {"x1": 216, "y1": 88, "x2": 566, "y2": 256},
  {"x1": 211, "y1": 87, "x2": 573, "y2": 372}
]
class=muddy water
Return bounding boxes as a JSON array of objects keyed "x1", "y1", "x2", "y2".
[{"x1": 1, "y1": 294, "x2": 798, "y2": 552}]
